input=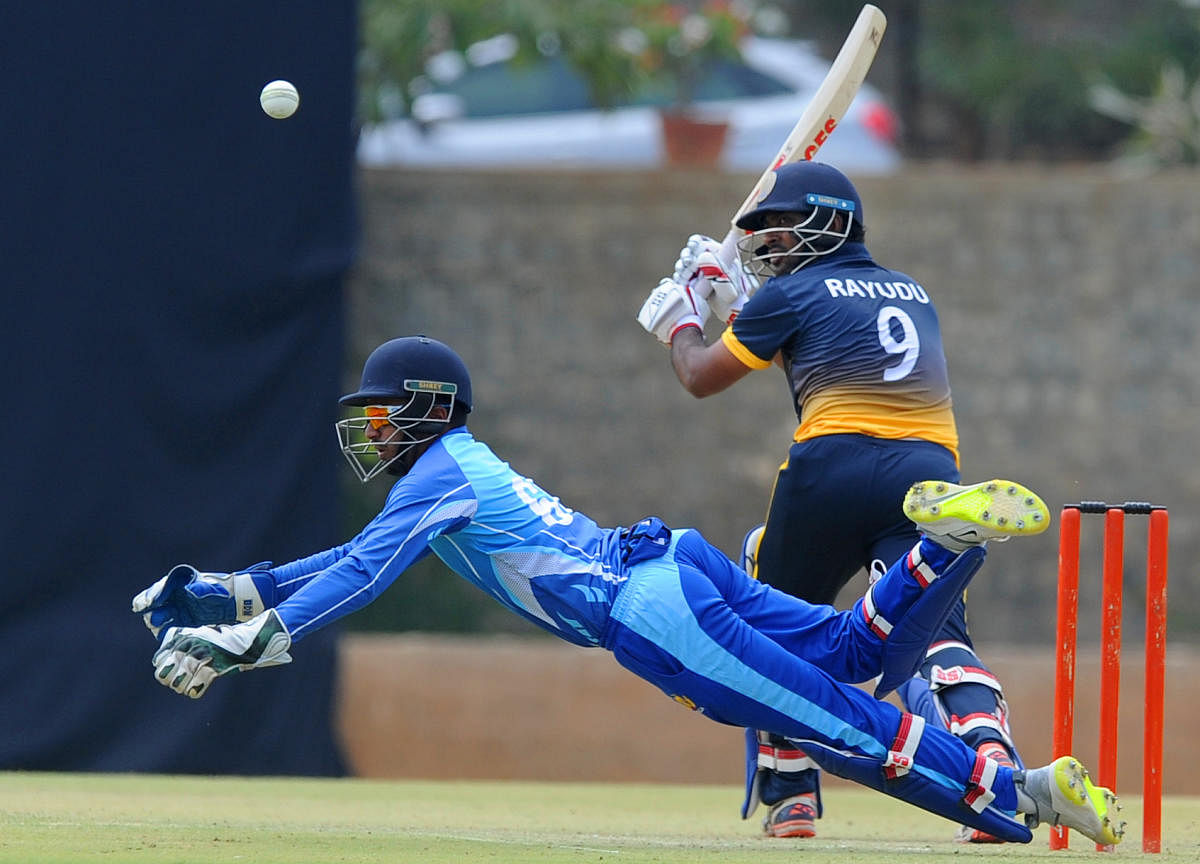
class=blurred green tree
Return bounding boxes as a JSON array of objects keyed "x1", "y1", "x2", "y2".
[
  {"x1": 772, "y1": 0, "x2": 1200, "y2": 163},
  {"x1": 357, "y1": 0, "x2": 644, "y2": 123}
]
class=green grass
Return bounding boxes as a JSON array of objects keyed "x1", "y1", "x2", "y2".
[{"x1": 0, "y1": 772, "x2": 1195, "y2": 863}]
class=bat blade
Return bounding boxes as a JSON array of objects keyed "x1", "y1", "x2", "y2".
[{"x1": 720, "y1": 5, "x2": 887, "y2": 256}]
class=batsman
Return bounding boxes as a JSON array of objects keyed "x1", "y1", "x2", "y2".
[
  {"x1": 639, "y1": 161, "x2": 1030, "y2": 843},
  {"x1": 134, "y1": 336, "x2": 1121, "y2": 848}
]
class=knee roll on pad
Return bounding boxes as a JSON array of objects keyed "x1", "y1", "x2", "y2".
[{"x1": 921, "y1": 642, "x2": 1021, "y2": 764}]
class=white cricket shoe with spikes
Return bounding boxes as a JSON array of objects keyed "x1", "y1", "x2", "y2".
[
  {"x1": 1018, "y1": 755, "x2": 1125, "y2": 847},
  {"x1": 903, "y1": 479, "x2": 1050, "y2": 551}
]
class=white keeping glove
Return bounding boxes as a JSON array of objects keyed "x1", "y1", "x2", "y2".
[
  {"x1": 152, "y1": 609, "x2": 292, "y2": 699},
  {"x1": 636, "y1": 277, "x2": 711, "y2": 345}
]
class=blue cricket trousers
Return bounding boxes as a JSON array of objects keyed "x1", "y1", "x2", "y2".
[{"x1": 600, "y1": 528, "x2": 1021, "y2": 825}]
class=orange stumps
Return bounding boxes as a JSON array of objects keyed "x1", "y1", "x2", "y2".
[{"x1": 1051, "y1": 502, "x2": 1168, "y2": 854}]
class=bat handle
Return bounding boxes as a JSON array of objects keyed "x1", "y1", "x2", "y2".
[{"x1": 719, "y1": 229, "x2": 741, "y2": 269}]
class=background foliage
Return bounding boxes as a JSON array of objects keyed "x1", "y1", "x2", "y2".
[
  {"x1": 773, "y1": 0, "x2": 1200, "y2": 164},
  {"x1": 358, "y1": 0, "x2": 1200, "y2": 166}
]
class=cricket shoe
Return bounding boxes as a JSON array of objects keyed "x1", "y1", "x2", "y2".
[
  {"x1": 903, "y1": 479, "x2": 1050, "y2": 552},
  {"x1": 954, "y1": 742, "x2": 1016, "y2": 844},
  {"x1": 1018, "y1": 756, "x2": 1124, "y2": 847},
  {"x1": 763, "y1": 793, "x2": 818, "y2": 838}
]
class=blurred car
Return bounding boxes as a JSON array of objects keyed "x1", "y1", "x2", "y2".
[{"x1": 357, "y1": 36, "x2": 901, "y2": 175}]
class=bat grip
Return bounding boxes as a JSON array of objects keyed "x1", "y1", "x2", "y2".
[{"x1": 718, "y1": 229, "x2": 741, "y2": 269}]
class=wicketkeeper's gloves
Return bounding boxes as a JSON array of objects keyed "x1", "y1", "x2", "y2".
[
  {"x1": 152, "y1": 609, "x2": 292, "y2": 699},
  {"x1": 132, "y1": 563, "x2": 275, "y2": 640}
]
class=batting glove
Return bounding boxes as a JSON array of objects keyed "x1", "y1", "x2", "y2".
[
  {"x1": 671, "y1": 234, "x2": 722, "y2": 293},
  {"x1": 637, "y1": 278, "x2": 711, "y2": 345},
  {"x1": 670, "y1": 234, "x2": 758, "y2": 324},
  {"x1": 132, "y1": 563, "x2": 276, "y2": 641},
  {"x1": 692, "y1": 250, "x2": 758, "y2": 325},
  {"x1": 152, "y1": 609, "x2": 292, "y2": 699}
]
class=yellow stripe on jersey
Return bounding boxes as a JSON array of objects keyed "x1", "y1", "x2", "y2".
[
  {"x1": 721, "y1": 328, "x2": 773, "y2": 369},
  {"x1": 721, "y1": 329, "x2": 960, "y2": 464},
  {"x1": 795, "y1": 386, "x2": 960, "y2": 465}
]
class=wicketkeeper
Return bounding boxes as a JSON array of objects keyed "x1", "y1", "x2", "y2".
[{"x1": 134, "y1": 335, "x2": 1123, "y2": 848}]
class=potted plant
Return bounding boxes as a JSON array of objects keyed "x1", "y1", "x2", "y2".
[
  {"x1": 632, "y1": 1, "x2": 748, "y2": 108},
  {"x1": 627, "y1": 1, "x2": 754, "y2": 165},
  {"x1": 616, "y1": 1, "x2": 749, "y2": 165}
]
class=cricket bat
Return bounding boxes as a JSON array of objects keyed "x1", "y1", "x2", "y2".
[{"x1": 717, "y1": 4, "x2": 887, "y2": 263}]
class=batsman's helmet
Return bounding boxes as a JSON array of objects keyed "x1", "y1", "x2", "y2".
[
  {"x1": 336, "y1": 336, "x2": 472, "y2": 482},
  {"x1": 734, "y1": 162, "x2": 863, "y2": 276}
]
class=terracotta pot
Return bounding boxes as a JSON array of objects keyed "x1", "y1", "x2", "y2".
[{"x1": 659, "y1": 110, "x2": 729, "y2": 167}]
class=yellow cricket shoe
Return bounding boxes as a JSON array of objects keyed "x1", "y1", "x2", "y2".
[
  {"x1": 1025, "y1": 755, "x2": 1125, "y2": 847},
  {"x1": 903, "y1": 479, "x2": 1050, "y2": 551}
]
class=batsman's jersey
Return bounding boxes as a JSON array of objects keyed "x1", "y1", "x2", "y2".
[
  {"x1": 269, "y1": 428, "x2": 632, "y2": 645},
  {"x1": 722, "y1": 241, "x2": 959, "y2": 463}
]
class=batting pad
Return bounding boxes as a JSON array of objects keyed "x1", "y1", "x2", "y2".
[{"x1": 874, "y1": 545, "x2": 986, "y2": 698}]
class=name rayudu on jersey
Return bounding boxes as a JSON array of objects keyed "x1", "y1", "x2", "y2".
[{"x1": 823, "y1": 278, "x2": 931, "y2": 303}]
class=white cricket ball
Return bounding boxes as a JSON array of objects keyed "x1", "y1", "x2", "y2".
[{"x1": 260, "y1": 80, "x2": 300, "y2": 119}]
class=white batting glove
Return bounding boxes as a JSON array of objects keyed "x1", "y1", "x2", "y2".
[
  {"x1": 637, "y1": 277, "x2": 711, "y2": 345},
  {"x1": 671, "y1": 234, "x2": 722, "y2": 296},
  {"x1": 670, "y1": 234, "x2": 758, "y2": 324},
  {"x1": 152, "y1": 609, "x2": 292, "y2": 699},
  {"x1": 693, "y1": 250, "x2": 758, "y2": 324}
]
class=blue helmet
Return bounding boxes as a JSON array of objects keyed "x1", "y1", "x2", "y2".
[
  {"x1": 734, "y1": 162, "x2": 863, "y2": 276},
  {"x1": 735, "y1": 161, "x2": 864, "y2": 232},
  {"x1": 340, "y1": 336, "x2": 472, "y2": 410},
  {"x1": 337, "y1": 336, "x2": 472, "y2": 482}
]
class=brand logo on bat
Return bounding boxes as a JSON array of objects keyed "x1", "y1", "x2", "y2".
[
  {"x1": 763, "y1": 115, "x2": 839, "y2": 180},
  {"x1": 803, "y1": 116, "x2": 839, "y2": 160}
]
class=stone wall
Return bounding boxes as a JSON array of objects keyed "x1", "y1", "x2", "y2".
[
  {"x1": 347, "y1": 165, "x2": 1200, "y2": 647},
  {"x1": 337, "y1": 634, "x2": 1200, "y2": 794}
]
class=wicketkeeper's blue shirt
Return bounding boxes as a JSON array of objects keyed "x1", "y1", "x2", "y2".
[{"x1": 270, "y1": 427, "x2": 631, "y2": 645}]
